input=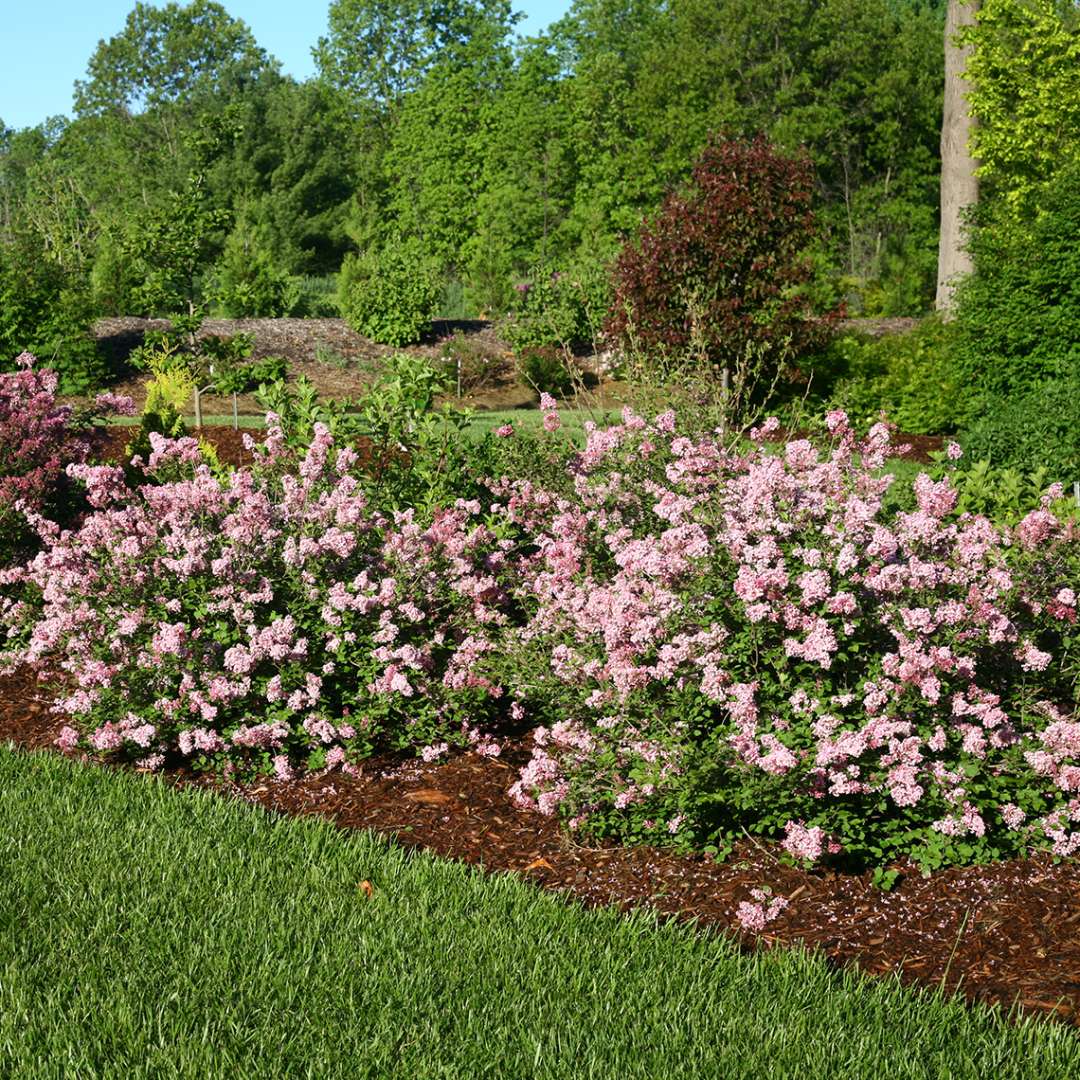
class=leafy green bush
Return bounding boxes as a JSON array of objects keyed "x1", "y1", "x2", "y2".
[
  {"x1": 199, "y1": 334, "x2": 287, "y2": 395},
  {"x1": 255, "y1": 356, "x2": 474, "y2": 511},
  {"x1": 517, "y1": 346, "x2": 577, "y2": 398},
  {"x1": 959, "y1": 376, "x2": 1080, "y2": 483},
  {"x1": 933, "y1": 455, "x2": 1077, "y2": 526},
  {"x1": 954, "y1": 164, "x2": 1080, "y2": 412},
  {"x1": 337, "y1": 237, "x2": 439, "y2": 346},
  {"x1": 810, "y1": 320, "x2": 965, "y2": 434},
  {"x1": 501, "y1": 259, "x2": 610, "y2": 353},
  {"x1": 0, "y1": 235, "x2": 105, "y2": 393}
]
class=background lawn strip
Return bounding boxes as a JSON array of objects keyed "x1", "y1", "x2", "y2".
[{"x1": 0, "y1": 749, "x2": 1077, "y2": 1079}]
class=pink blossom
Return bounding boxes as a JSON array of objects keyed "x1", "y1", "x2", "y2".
[
  {"x1": 735, "y1": 887, "x2": 789, "y2": 931},
  {"x1": 782, "y1": 821, "x2": 825, "y2": 863},
  {"x1": 56, "y1": 726, "x2": 80, "y2": 751}
]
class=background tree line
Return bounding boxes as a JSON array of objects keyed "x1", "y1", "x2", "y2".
[{"x1": 0, "y1": 0, "x2": 948, "y2": 333}]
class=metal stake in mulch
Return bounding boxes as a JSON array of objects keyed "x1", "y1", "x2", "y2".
[{"x1": 193, "y1": 365, "x2": 240, "y2": 430}]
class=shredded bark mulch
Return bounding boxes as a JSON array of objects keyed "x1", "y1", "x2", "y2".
[
  {"x1": 87, "y1": 424, "x2": 268, "y2": 470},
  {"x1": 86, "y1": 315, "x2": 921, "y2": 419},
  {"x1": 2, "y1": 667, "x2": 1078, "y2": 1027}
]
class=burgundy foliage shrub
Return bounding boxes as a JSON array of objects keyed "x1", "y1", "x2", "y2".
[{"x1": 605, "y1": 133, "x2": 842, "y2": 376}]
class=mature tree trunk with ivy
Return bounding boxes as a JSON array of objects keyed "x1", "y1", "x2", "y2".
[{"x1": 936, "y1": 0, "x2": 980, "y2": 314}]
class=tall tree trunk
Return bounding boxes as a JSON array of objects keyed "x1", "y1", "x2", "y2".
[{"x1": 936, "y1": 0, "x2": 980, "y2": 314}]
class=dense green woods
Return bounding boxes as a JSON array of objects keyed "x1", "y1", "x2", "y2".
[
  {"x1": 0, "y1": 0, "x2": 946, "y2": 328},
  {"x1": 2, "y1": 0, "x2": 1080, "y2": 482}
]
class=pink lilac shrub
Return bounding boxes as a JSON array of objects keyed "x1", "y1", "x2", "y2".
[
  {"x1": 0, "y1": 419, "x2": 507, "y2": 776},
  {"x1": 735, "y1": 888, "x2": 789, "y2": 931},
  {"x1": 4, "y1": 397, "x2": 1080, "y2": 872},
  {"x1": 0, "y1": 353, "x2": 102, "y2": 562},
  {"x1": 489, "y1": 403, "x2": 1080, "y2": 872}
]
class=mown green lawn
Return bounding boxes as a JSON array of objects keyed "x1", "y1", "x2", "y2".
[
  {"x1": 1, "y1": 749, "x2": 1077, "y2": 1079},
  {"x1": 99, "y1": 406, "x2": 622, "y2": 442}
]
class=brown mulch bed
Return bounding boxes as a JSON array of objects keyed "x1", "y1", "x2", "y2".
[
  {"x1": 87, "y1": 314, "x2": 921, "y2": 418},
  {"x1": 89, "y1": 317, "x2": 537, "y2": 415},
  {"x1": 88, "y1": 424, "x2": 268, "y2": 470},
  {"x1": 892, "y1": 432, "x2": 945, "y2": 463},
  {"x1": 3, "y1": 666, "x2": 1078, "y2": 1026}
]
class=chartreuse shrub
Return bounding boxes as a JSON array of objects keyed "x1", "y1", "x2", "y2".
[
  {"x1": 6, "y1": 752, "x2": 1080, "y2": 1080},
  {"x1": 338, "y1": 235, "x2": 440, "y2": 346},
  {"x1": 4, "y1": 404, "x2": 1080, "y2": 875},
  {"x1": 606, "y1": 134, "x2": 841, "y2": 388}
]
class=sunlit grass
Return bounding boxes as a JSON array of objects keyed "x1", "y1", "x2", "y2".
[{"x1": 1, "y1": 748, "x2": 1077, "y2": 1079}]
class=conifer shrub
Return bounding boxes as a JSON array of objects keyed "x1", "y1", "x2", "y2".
[{"x1": 337, "y1": 236, "x2": 439, "y2": 346}]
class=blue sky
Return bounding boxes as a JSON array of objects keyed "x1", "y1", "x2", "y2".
[{"x1": 1, "y1": 0, "x2": 573, "y2": 130}]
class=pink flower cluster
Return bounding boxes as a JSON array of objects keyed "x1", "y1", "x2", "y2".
[
  {"x1": 0, "y1": 356, "x2": 89, "y2": 545},
  {"x1": 735, "y1": 888, "x2": 789, "y2": 931},
  {"x1": 491, "y1": 404, "x2": 1080, "y2": 870},
  {"x1": 2, "y1": 418, "x2": 506, "y2": 776}
]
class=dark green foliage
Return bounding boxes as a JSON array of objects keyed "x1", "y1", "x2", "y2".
[
  {"x1": 950, "y1": 164, "x2": 1080, "y2": 480},
  {"x1": 959, "y1": 377, "x2": 1080, "y2": 484},
  {"x1": 809, "y1": 320, "x2": 964, "y2": 435},
  {"x1": 198, "y1": 332, "x2": 288, "y2": 394},
  {"x1": 213, "y1": 354, "x2": 287, "y2": 395},
  {"x1": 954, "y1": 166, "x2": 1080, "y2": 407},
  {"x1": 290, "y1": 275, "x2": 340, "y2": 318},
  {"x1": 337, "y1": 236, "x2": 439, "y2": 345},
  {"x1": 607, "y1": 134, "x2": 841, "y2": 376},
  {"x1": 0, "y1": 233, "x2": 104, "y2": 393}
]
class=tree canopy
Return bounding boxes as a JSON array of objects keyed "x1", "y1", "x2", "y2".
[{"x1": 2, "y1": 0, "x2": 951, "y2": 320}]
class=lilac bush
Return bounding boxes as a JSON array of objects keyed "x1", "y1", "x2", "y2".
[
  {"x1": 1, "y1": 420, "x2": 509, "y2": 777},
  {"x1": 0, "y1": 353, "x2": 131, "y2": 563},
  {"x1": 484, "y1": 407, "x2": 1080, "y2": 873},
  {"x1": 2, "y1": 396, "x2": 1078, "y2": 873}
]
